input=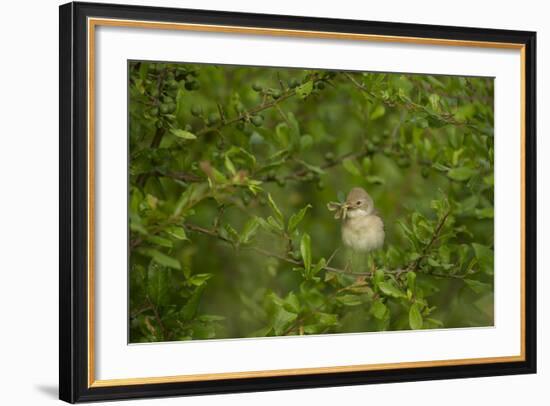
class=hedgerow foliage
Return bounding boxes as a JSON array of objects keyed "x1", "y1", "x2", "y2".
[{"x1": 128, "y1": 61, "x2": 494, "y2": 342}]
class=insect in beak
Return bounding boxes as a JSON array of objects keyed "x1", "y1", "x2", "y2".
[
  {"x1": 341, "y1": 203, "x2": 349, "y2": 220},
  {"x1": 327, "y1": 201, "x2": 348, "y2": 220}
]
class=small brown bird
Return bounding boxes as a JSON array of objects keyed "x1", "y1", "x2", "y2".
[
  {"x1": 341, "y1": 187, "x2": 385, "y2": 253},
  {"x1": 328, "y1": 187, "x2": 385, "y2": 271}
]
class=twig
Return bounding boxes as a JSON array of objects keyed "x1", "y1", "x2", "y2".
[
  {"x1": 145, "y1": 295, "x2": 169, "y2": 340},
  {"x1": 131, "y1": 208, "x2": 464, "y2": 282},
  {"x1": 136, "y1": 70, "x2": 168, "y2": 187},
  {"x1": 326, "y1": 248, "x2": 340, "y2": 267},
  {"x1": 196, "y1": 89, "x2": 298, "y2": 136},
  {"x1": 408, "y1": 210, "x2": 451, "y2": 272},
  {"x1": 343, "y1": 72, "x2": 477, "y2": 130},
  {"x1": 130, "y1": 303, "x2": 152, "y2": 318},
  {"x1": 142, "y1": 148, "x2": 371, "y2": 186},
  {"x1": 151, "y1": 170, "x2": 204, "y2": 183},
  {"x1": 263, "y1": 149, "x2": 370, "y2": 183},
  {"x1": 274, "y1": 104, "x2": 290, "y2": 126},
  {"x1": 183, "y1": 223, "x2": 372, "y2": 276},
  {"x1": 182, "y1": 223, "x2": 457, "y2": 280}
]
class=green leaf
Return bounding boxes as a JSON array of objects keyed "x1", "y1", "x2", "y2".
[
  {"x1": 300, "y1": 134, "x2": 313, "y2": 151},
  {"x1": 288, "y1": 204, "x2": 312, "y2": 232},
  {"x1": 459, "y1": 195, "x2": 479, "y2": 213},
  {"x1": 447, "y1": 166, "x2": 477, "y2": 181},
  {"x1": 432, "y1": 162, "x2": 450, "y2": 172},
  {"x1": 130, "y1": 221, "x2": 148, "y2": 235},
  {"x1": 409, "y1": 303, "x2": 423, "y2": 329},
  {"x1": 266, "y1": 216, "x2": 284, "y2": 232},
  {"x1": 311, "y1": 257, "x2": 326, "y2": 277},
  {"x1": 172, "y1": 183, "x2": 209, "y2": 217},
  {"x1": 378, "y1": 281, "x2": 406, "y2": 298},
  {"x1": 297, "y1": 159, "x2": 325, "y2": 175},
  {"x1": 275, "y1": 123, "x2": 291, "y2": 148},
  {"x1": 138, "y1": 63, "x2": 148, "y2": 80},
  {"x1": 464, "y1": 278, "x2": 492, "y2": 294},
  {"x1": 300, "y1": 233, "x2": 312, "y2": 274},
  {"x1": 370, "y1": 104, "x2": 386, "y2": 120},
  {"x1": 284, "y1": 292, "x2": 300, "y2": 313},
  {"x1": 175, "y1": 88, "x2": 187, "y2": 127},
  {"x1": 425, "y1": 317, "x2": 444, "y2": 328},
  {"x1": 316, "y1": 312, "x2": 338, "y2": 327},
  {"x1": 362, "y1": 157, "x2": 372, "y2": 173},
  {"x1": 365, "y1": 175, "x2": 385, "y2": 185},
  {"x1": 192, "y1": 323, "x2": 217, "y2": 339},
  {"x1": 452, "y1": 148, "x2": 463, "y2": 166},
  {"x1": 188, "y1": 273, "x2": 213, "y2": 287},
  {"x1": 256, "y1": 216, "x2": 282, "y2": 234},
  {"x1": 224, "y1": 155, "x2": 237, "y2": 175},
  {"x1": 240, "y1": 217, "x2": 260, "y2": 244},
  {"x1": 198, "y1": 314, "x2": 226, "y2": 322},
  {"x1": 336, "y1": 295, "x2": 362, "y2": 306},
  {"x1": 484, "y1": 174, "x2": 494, "y2": 186},
  {"x1": 342, "y1": 158, "x2": 361, "y2": 176},
  {"x1": 267, "y1": 193, "x2": 284, "y2": 225},
  {"x1": 180, "y1": 284, "x2": 206, "y2": 321},
  {"x1": 475, "y1": 207, "x2": 494, "y2": 219},
  {"x1": 303, "y1": 325, "x2": 320, "y2": 334},
  {"x1": 226, "y1": 146, "x2": 257, "y2": 169},
  {"x1": 170, "y1": 128, "x2": 197, "y2": 140},
  {"x1": 271, "y1": 307, "x2": 297, "y2": 335},
  {"x1": 472, "y1": 243, "x2": 494, "y2": 275},
  {"x1": 249, "y1": 326, "x2": 273, "y2": 337},
  {"x1": 145, "y1": 235, "x2": 173, "y2": 248},
  {"x1": 147, "y1": 262, "x2": 169, "y2": 306},
  {"x1": 223, "y1": 223, "x2": 240, "y2": 243},
  {"x1": 138, "y1": 248, "x2": 181, "y2": 270},
  {"x1": 406, "y1": 271, "x2": 416, "y2": 291},
  {"x1": 427, "y1": 258, "x2": 441, "y2": 267},
  {"x1": 373, "y1": 269, "x2": 385, "y2": 287},
  {"x1": 371, "y1": 299, "x2": 387, "y2": 319},
  {"x1": 165, "y1": 226, "x2": 188, "y2": 241},
  {"x1": 429, "y1": 94, "x2": 440, "y2": 112},
  {"x1": 296, "y1": 81, "x2": 313, "y2": 99}
]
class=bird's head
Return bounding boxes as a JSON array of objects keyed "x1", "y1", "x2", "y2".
[{"x1": 344, "y1": 187, "x2": 374, "y2": 218}]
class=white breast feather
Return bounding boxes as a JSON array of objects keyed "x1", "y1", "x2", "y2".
[{"x1": 342, "y1": 214, "x2": 385, "y2": 252}]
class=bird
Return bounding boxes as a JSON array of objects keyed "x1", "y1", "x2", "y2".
[{"x1": 328, "y1": 187, "x2": 385, "y2": 272}]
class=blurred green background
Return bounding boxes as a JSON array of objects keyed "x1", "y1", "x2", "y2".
[{"x1": 128, "y1": 61, "x2": 494, "y2": 343}]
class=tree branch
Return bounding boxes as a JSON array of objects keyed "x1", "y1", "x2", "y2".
[
  {"x1": 136, "y1": 69, "x2": 167, "y2": 187},
  {"x1": 182, "y1": 222, "x2": 458, "y2": 280},
  {"x1": 139, "y1": 148, "x2": 371, "y2": 187},
  {"x1": 343, "y1": 72, "x2": 478, "y2": 130},
  {"x1": 131, "y1": 209, "x2": 465, "y2": 281},
  {"x1": 145, "y1": 295, "x2": 169, "y2": 341},
  {"x1": 408, "y1": 210, "x2": 451, "y2": 272},
  {"x1": 182, "y1": 222, "x2": 374, "y2": 276},
  {"x1": 196, "y1": 88, "x2": 298, "y2": 137}
]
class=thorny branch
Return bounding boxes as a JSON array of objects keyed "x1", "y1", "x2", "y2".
[
  {"x1": 144, "y1": 148, "x2": 371, "y2": 187},
  {"x1": 342, "y1": 72, "x2": 479, "y2": 130},
  {"x1": 145, "y1": 295, "x2": 170, "y2": 341},
  {"x1": 407, "y1": 210, "x2": 451, "y2": 273},
  {"x1": 180, "y1": 221, "x2": 464, "y2": 280},
  {"x1": 196, "y1": 89, "x2": 298, "y2": 136}
]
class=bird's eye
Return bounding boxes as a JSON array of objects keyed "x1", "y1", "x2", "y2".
[{"x1": 356, "y1": 200, "x2": 362, "y2": 205}]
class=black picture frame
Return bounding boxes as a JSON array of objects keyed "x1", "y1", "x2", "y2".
[{"x1": 59, "y1": 1, "x2": 537, "y2": 403}]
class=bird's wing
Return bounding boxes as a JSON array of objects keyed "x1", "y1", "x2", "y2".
[{"x1": 372, "y1": 210, "x2": 384, "y2": 230}]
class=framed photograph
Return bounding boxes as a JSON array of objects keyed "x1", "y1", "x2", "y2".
[{"x1": 59, "y1": 2, "x2": 536, "y2": 403}]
